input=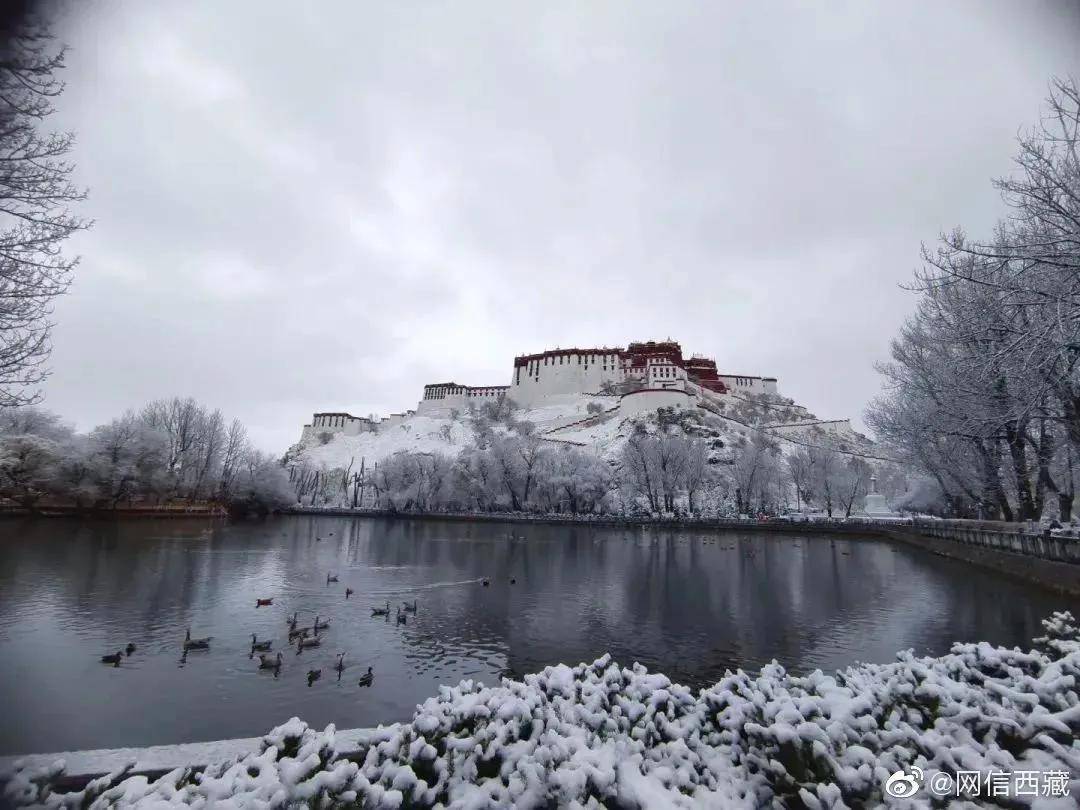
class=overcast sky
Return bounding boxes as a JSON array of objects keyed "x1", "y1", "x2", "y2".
[{"x1": 41, "y1": 1, "x2": 1080, "y2": 451}]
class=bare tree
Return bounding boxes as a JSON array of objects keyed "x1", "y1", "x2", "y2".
[
  {"x1": 218, "y1": 419, "x2": 246, "y2": 499},
  {"x1": 837, "y1": 457, "x2": 872, "y2": 518},
  {"x1": 787, "y1": 451, "x2": 812, "y2": 512},
  {"x1": 0, "y1": 12, "x2": 88, "y2": 405}
]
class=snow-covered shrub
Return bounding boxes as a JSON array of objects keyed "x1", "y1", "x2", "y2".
[{"x1": 5, "y1": 613, "x2": 1079, "y2": 808}]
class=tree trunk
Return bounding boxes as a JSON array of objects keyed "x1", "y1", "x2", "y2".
[
  {"x1": 1004, "y1": 420, "x2": 1037, "y2": 520},
  {"x1": 977, "y1": 439, "x2": 1012, "y2": 522}
]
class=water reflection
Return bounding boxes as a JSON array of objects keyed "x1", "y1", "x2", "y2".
[{"x1": 0, "y1": 515, "x2": 1075, "y2": 756}]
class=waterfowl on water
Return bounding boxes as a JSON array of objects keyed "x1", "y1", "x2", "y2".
[
  {"x1": 334, "y1": 652, "x2": 346, "y2": 672},
  {"x1": 101, "y1": 651, "x2": 123, "y2": 666},
  {"x1": 402, "y1": 600, "x2": 417, "y2": 613},
  {"x1": 286, "y1": 611, "x2": 298, "y2": 630},
  {"x1": 184, "y1": 629, "x2": 211, "y2": 650},
  {"x1": 288, "y1": 626, "x2": 312, "y2": 640},
  {"x1": 358, "y1": 666, "x2": 374, "y2": 687},
  {"x1": 296, "y1": 636, "x2": 321, "y2": 653},
  {"x1": 251, "y1": 634, "x2": 272, "y2": 652},
  {"x1": 482, "y1": 579, "x2": 490, "y2": 587},
  {"x1": 326, "y1": 573, "x2": 339, "y2": 584},
  {"x1": 259, "y1": 652, "x2": 282, "y2": 670},
  {"x1": 345, "y1": 587, "x2": 354, "y2": 599},
  {"x1": 314, "y1": 615, "x2": 330, "y2": 632},
  {"x1": 509, "y1": 578, "x2": 516, "y2": 584},
  {"x1": 396, "y1": 609, "x2": 407, "y2": 625},
  {"x1": 371, "y1": 601, "x2": 390, "y2": 616},
  {"x1": 125, "y1": 643, "x2": 136, "y2": 656},
  {"x1": 307, "y1": 669, "x2": 321, "y2": 686},
  {"x1": 255, "y1": 598, "x2": 273, "y2": 608}
]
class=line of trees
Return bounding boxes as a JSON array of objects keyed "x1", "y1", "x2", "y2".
[
  {"x1": 868, "y1": 77, "x2": 1080, "y2": 522},
  {"x1": 0, "y1": 397, "x2": 291, "y2": 513}
]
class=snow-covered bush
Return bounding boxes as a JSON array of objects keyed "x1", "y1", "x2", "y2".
[{"x1": 5, "y1": 613, "x2": 1080, "y2": 808}]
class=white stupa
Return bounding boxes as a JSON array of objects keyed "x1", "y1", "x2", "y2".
[{"x1": 861, "y1": 475, "x2": 900, "y2": 519}]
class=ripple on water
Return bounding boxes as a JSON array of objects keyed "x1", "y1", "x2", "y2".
[{"x1": 0, "y1": 517, "x2": 1076, "y2": 756}]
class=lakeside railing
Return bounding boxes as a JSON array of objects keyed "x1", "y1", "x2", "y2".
[{"x1": 908, "y1": 517, "x2": 1080, "y2": 565}]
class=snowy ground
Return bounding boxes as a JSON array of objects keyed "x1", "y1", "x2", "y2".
[
  {"x1": 299, "y1": 416, "x2": 476, "y2": 469},
  {"x1": 294, "y1": 389, "x2": 878, "y2": 475},
  {"x1": 4, "y1": 612, "x2": 1079, "y2": 808},
  {"x1": 296, "y1": 394, "x2": 632, "y2": 469}
]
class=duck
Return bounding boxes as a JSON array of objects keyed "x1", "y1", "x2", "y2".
[
  {"x1": 286, "y1": 611, "x2": 298, "y2": 630},
  {"x1": 402, "y1": 600, "x2": 417, "y2": 613},
  {"x1": 358, "y1": 666, "x2": 374, "y2": 687},
  {"x1": 371, "y1": 601, "x2": 390, "y2": 617},
  {"x1": 307, "y1": 669, "x2": 321, "y2": 686},
  {"x1": 258, "y1": 652, "x2": 282, "y2": 671},
  {"x1": 101, "y1": 651, "x2": 123, "y2": 666},
  {"x1": 345, "y1": 587, "x2": 354, "y2": 599},
  {"x1": 288, "y1": 625, "x2": 312, "y2": 640},
  {"x1": 250, "y1": 634, "x2": 272, "y2": 652},
  {"x1": 125, "y1": 643, "x2": 136, "y2": 656},
  {"x1": 183, "y1": 629, "x2": 211, "y2": 650},
  {"x1": 296, "y1": 636, "x2": 321, "y2": 653},
  {"x1": 314, "y1": 615, "x2": 330, "y2": 632},
  {"x1": 333, "y1": 652, "x2": 346, "y2": 673},
  {"x1": 509, "y1": 578, "x2": 516, "y2": 585},
  {"x1": 255, "y1": 597, "x2": 273, "y2": 608},
  {"x1": 396, "y1": 609, "x2": 407, "y2": 625},
  {"x1": 326, "y1": 573, "x2": 338, "y2": 584},
  {"x1": 482, "y1": 579, "x2": 490, "y2": 587}
]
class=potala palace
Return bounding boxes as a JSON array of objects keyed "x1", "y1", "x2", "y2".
[{"x1": 298, "y1": 339, "x2": 860, "y2": 449}]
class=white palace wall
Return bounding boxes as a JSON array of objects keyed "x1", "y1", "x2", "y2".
[
  {"x1": 416, "y1": 396, "x2": 468, "y2": 416},
  {"x1": 416, "y1": 383, "x2": 509, "y2": 416},
  {"x1": 510, "y1": 350, "x2": 623, "y2": 408},
  {"x1": 764, "y1": 419, "x2": 856, "y2": 440},
  {"x1": 301, "y1": 413, "x2": 376, "y2": 442},
  {"x1": 617, "y1": 388, "x2": 692, "y2": 418},
  {"x1": 717, "y1": 375, "x2": 778, "y2": 396}
]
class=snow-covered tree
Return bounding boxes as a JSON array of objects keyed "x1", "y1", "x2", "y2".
[
  {"x1": 869, "y1": 76, "x2": 1080, "y2": 523},
  {"x1": 0, "y1": 11, "x2": 88, "y2": 408}
]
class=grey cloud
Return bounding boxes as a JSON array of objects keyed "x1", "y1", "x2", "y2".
[{"x1": 41, "y1": 0, "x2": 1080, "y2": 449}]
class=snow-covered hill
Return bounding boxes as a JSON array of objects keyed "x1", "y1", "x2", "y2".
[{"x1": 288, "y1": 388, "x2": 879, "y2": 473}]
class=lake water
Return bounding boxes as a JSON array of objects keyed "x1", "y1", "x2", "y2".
[{"x1": 0, "y1": 515, "x2": 1076, "y2": 756}]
